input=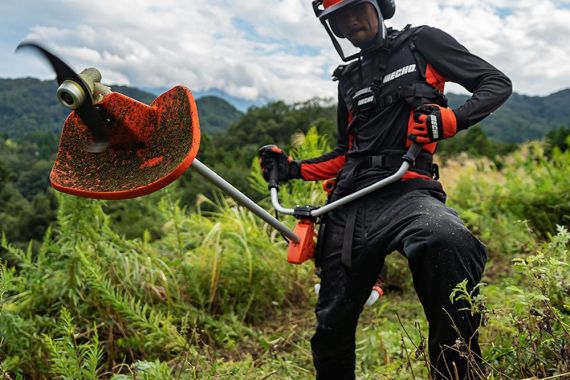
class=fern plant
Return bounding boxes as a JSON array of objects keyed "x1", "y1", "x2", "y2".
[{"x1": 44, "y1": 308, "x2": 103, "y2": 380}]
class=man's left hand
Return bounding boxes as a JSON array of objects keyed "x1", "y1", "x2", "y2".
[
  {"x1": 258, "y1": 145, "x2": 301, "y2": 183},
  {"x1": 409, "y1": 104, "x2": 457, "y2": 144}
]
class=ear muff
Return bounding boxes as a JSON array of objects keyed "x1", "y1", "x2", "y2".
[{"x1": 377, "y1": 0, "x2": 395, "y2": 19}]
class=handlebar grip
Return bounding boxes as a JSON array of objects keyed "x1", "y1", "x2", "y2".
[
  {"x1": 259, "y1": 145, "x2": 281, "y2": 189},
  {"x1": 268, "y1": 160, "x2": 280, "y2": 189},
  {"x1": 402, "y1": 143, "x2": 422, "y2": 165}
]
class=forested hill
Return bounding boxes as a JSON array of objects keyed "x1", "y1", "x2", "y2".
[
  {"x1": 447, "y1": 89, "x2": 570, "y2": 142},
  {"x1": 0, "y1": 78, "x2": 242, "y2": 137},
  {"x1": 1, "y1": 77, "x2": 569, "y2": 143}
]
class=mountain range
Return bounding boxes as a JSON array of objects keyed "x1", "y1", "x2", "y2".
[
  {"x1": 141, "y1": 86, "x2": 269, "y2": 112},
  {"x1": 0, "y1": 78, "x2": 243, "y2": 138},
  {"x1": 446, "y1": 90, "x2": 570, "y2": 142},
  {"x1": 1, "y1": 77, "x2": 569, "y2": 143}
]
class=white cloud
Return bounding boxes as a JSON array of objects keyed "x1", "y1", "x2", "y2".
[
  {"x1": 1, "y1": 0, "x2": 570, "y2": 102},
  {"x1": 390, "y1": 0, "x2": 570, "y2": 95}
]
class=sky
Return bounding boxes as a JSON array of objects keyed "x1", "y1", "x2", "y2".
[{"x1": 1, "y1": 0, "x2": 570, "y2": 104}]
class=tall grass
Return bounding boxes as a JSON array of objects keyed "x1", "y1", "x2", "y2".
[
  {"x1": 1, "y1": 129, "x2": 569, "y2": 378},
  {"x1": 441, "y1": 142, "x2": 570, "y2": 260},
  {"x1": 0, "y1": 129, "x2": 327, "y2": 379}
]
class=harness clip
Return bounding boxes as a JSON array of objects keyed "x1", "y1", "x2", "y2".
[{"x1": 432, "y1": 163, "x2": 440, "y2": 180}]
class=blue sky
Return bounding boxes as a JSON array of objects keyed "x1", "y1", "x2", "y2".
[{"x1": 1, "y1": 0, "x2": 570, "y2": 103}]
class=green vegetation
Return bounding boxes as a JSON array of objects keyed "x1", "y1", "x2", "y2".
[
  {"x1": 1, "y1": 123, "x2": 569, "y2": 378},
  {"x1": 0, "y1": 78, "x2": 68, "y2": 138},
  {"x1": 443, "y1": 142, "x2": 570, "y2": 254},
  {"x1": 437, "y1": 125, "x2": 517, "y2": 162},
  {"x1": 1, "y1": 85, "x2": 569, "y2": 378},
  {"x1": 481, "y1": 226, "x2": 570, "y2": 377},
  {"x1": 192, "y1": 98, "x2": 336, "y2": 207},
  {"x1": 0, "y1": 132, "x2": 58, "y2": 245},
  {"x1": 546, "y1": 126, "x2": 570, "y2": 153}
]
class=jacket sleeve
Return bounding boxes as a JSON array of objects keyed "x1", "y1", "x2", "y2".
[
  {"x1": 414, "y1": 26, "x2": 512, "y2": 130},
  {"x1": 298, "y1": 90, "x2": 350, "y2": 181}
]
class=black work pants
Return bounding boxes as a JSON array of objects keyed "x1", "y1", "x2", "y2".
[{"x1": 311, "y1": 179, "x2": 487, "y2": 380}]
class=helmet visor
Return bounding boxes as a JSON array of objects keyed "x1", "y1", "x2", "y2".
[{"x1": 318, "y1": 0, "x2": 385, "y2": 61}]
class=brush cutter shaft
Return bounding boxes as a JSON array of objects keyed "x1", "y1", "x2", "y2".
[{"x1": 191, "y1": 159, "x2": 300, "y2": 243}]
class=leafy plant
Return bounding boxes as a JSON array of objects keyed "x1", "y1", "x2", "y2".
[
  {"x1": 1, "y1": 127, "x2": 569, "y2": 379},
  {"x1": 43, "y1": 308, "x2": 103, "y2": 379}
]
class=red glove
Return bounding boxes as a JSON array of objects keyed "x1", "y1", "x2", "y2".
[{"x1": 409, "y1": 104, "x2": 458, "y2": 144}]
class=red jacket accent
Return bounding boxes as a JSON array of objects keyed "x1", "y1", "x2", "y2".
[
  {"x1": 301, "y1": 154, "x2": 346, "y2": 181},
  {"x1": 406, "y1": 64, "x2": 447, "y2": 154}
]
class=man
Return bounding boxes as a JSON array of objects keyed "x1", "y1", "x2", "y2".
[{"x1": 259, "y1": 0, "x2": 512, "y2": 378}]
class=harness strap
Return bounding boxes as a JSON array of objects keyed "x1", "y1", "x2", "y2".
[
  {"x1": 369, "y1": 82, "x2": 448, "y2": 114},
  {"x1": 349, "y1": 149, "x2": 437, "y2": 178},
  {"x1": 408, "y1": 36, "x2": 427, "y2": 80},
  {"x1": 341, "y1": 205, "x2": 358, "y2": 270}
]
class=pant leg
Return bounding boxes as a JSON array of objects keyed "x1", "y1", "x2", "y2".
[
  {"x1": 393, "y1": 186, "x2": 487, "y2": 379},
  {"x1": 313, "y1": 179, "x2": 487, "y2": 380},
  {"x1": 311, "y1": 202, "x2": 385, "y2": 380},
  {"x1": 362, "y1": 180, "x2": 487, "y2": 379}
]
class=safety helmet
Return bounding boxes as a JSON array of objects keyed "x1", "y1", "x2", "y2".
[{"x1": 313, "y1": 0, "x2": 396, "y2": 62}]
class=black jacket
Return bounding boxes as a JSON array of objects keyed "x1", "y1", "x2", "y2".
[{"x1": 298, "y1": 25, "x2": 512, "y2": 191}]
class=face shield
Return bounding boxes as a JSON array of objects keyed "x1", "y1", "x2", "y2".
[{"x1": 313, "y1": 0, "x2": 387, "y2": 62}]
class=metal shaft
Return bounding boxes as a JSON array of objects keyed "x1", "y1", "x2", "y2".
[
  {"x1": 191, "y1": 159, "x2": 300, "y2": 243},
  {"x1": 271, "y1": 188, "x2": 295, "y2": 214},
  {"x1": 312, "y1": 144, "x2": 421, "y2": 216},
  {"x1": 311, "y1": 162, "x2": 410, "y2": 217},
  {"x1": 269, "y1": 163, "x2": 410, "y2": 217}
]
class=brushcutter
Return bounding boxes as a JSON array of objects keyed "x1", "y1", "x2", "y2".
[
  {"x1": 17, "y1": 42, "x2": 421, "y2": 306},
  {"x1": 15, "y1": 41, "x2": 298, "y2": 240}
]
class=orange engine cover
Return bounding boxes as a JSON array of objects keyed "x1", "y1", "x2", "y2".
[
  {"x1": 50, "y1": 86, "x2": 200, "y2": 200},
  {"x1": 287, "y1": 218, "x2": 316, "y2": 264}
]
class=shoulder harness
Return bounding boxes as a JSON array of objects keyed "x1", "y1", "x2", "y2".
[{"x1": 333, "y1": 25, "x2": 448, "y2": 120}]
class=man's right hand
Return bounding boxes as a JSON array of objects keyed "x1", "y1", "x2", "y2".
[{"x1": 258, "y1": 145, "x2": 301, "y2": 183}]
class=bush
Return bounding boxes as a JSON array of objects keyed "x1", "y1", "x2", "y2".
[
  {"x1": 1, "y1": 128, "x2": 569, "y2": 379},
  {"x1": 0, "y1": 187, "x2": 313, "y2": 377},
  {"x1": 480, "y1": 226, "x2": 570, "y2": 378},
  {"x1": 445, "y1": 142, "x2": 570, "y2": 258}
]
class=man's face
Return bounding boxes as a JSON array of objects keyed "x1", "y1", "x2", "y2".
[{"x1": 331, "y1": 3, "x2": 379, "y2": 48}]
